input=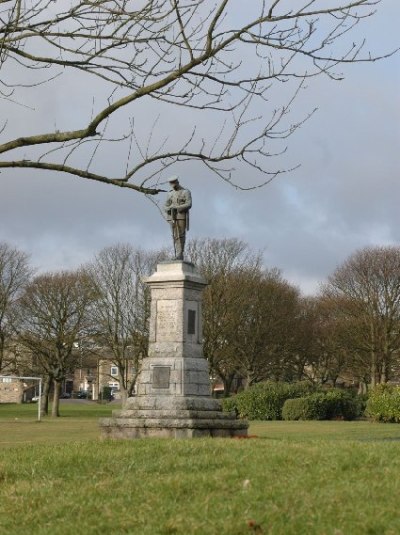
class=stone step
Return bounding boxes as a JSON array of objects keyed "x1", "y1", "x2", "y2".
[
  {"x1": 124, "y1": 396, "x2": 222, "y2": 411},
  {"x1": 101, "y1": 426, "x2": 247, "y2": 439},
  {"x1": 100, "y1": 416, "x2": 248, "y2": 430},
  {"x1": 111, "y1": 409, "x2": 238, "y2": 420}
]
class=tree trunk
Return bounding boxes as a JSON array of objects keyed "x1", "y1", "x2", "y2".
[
  {"x1": 51, "y1": 380, "x2": 61, "y2": 417},
  {"x1": 243, "y1": 371, "x2": 255, "y2": 390},
  {"x1": 380, "y1": 359, "x2": 388, "y2": 384},
  {"x1": 222, "y1": 373, "x2": 236, "y2": 397},
  {"x1": 40, "y1": 375, "x2": 52, "y2": 417},
  {"x1": 357, "y1": 380, "x2": 368, "y2": 395},
  {"x1": 120, "y1": 386, "x2": 128, "y2": 407},
  {"x1": 0, "y1": 334, "x2": 4, "y2": 373},
  {"x1": 128, "y1": 375, "x2": 138, "y2": 398},
  {"x1": 370, "y1": 350, "x2": 377, "y2": 389}
]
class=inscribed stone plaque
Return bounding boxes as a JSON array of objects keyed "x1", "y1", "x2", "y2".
[
  {"x1": 152, "y1": 366, "x2": 171, "y2": 389},
  {"x1": 156, "y1": 300, "x2": 179, "y2": 341},
  {"x1": 188, "y1": 309, "x2": 196, "y2": 335}
]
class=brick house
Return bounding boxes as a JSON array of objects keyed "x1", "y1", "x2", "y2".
[
  {"x1": 0, "y1": 376, "x2": 23, "y2": 403},
  {"x1": 0, "y1": 340, "x2": 138, "y2": 402}
]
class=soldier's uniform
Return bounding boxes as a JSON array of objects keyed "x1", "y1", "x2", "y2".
[{"x1": 164, "y1": 179, "x2": 192, "y2": 260}]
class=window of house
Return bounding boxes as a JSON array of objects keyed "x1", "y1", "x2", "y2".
[
  {"x1": 1, "y1": 377, "x2": 12, "y2": 383},
  {"x1": 110, "y1": 366, "x2": 118, "y2": 377}
]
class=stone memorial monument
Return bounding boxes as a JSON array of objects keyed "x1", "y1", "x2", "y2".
[
  {"x1": 100, "y1": 261, "x2": 248, "y2": 438},
  {"x1": 99, "y1": 177, "x2": 248, "y2": 438}
]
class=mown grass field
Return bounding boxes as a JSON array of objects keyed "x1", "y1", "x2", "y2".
[
  {"x1": 1, "y1": 403, "x2": 400, "y2": 535},
  {"x1": 0, "y1": 401, "x2": 119, "y2": 446}
]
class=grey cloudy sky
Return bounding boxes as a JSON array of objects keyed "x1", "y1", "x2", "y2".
[{"x1": 0, "y1": 1, "x2": 399, "y2": 295}]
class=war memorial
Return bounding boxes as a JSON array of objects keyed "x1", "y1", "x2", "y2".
[{"x1": 100, "y1": 178, "x2": 248, "y2": 438}]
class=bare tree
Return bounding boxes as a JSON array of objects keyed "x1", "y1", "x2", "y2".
[
  {"x1": 187, "y1": 238, "x2": 262, "y2": 393},
  {"x1": 230, "y1": 269, "x2": 301, "y2": 388},
  {"x1": 87, "y1": 244, "x2": 166, "y2": 403},
  {"x1": 0, "y1": 1, "x2": 395, "y2": 194},
  {"x1": 323, "y1": 246, "x2": 400, "y2": 388},
  {"x1": 0, "y1": 242, "x2": 32, "y2": 373},
  {"x1": 187, "y1": 238, "x2": 303, "y2": 392},
  {"x1": 300, "y1": 296, "x2": 352, "y2": 386},
  {"x1": 15, "y1": 270, "x2": 95, "y2": 417}
]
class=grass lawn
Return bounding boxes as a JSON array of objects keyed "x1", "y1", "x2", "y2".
[
  {"x1": 1, "y1": 404, "x2": 400, "y2": 535},
  {"x1": 0, "y1": 401, "x2": 120, "y2": 447}
]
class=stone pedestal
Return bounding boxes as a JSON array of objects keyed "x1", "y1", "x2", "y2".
[{"x1": 99, "y1": 261, "x2": 248, "y2": 438}]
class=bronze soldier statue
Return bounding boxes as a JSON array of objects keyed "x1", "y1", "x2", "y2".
[{"x1": 164, "y1": 176, "x2": 192, "y2": 260}]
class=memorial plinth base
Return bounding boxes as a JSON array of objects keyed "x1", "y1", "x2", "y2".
[
  {"x1": 99, "y1": 261, "x2": 248, "y2": 439},
  {"x1": 100, "y1": 396, "x2": 248, "y2": 438}
]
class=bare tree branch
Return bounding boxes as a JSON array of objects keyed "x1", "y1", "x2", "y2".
[{"x1": 0, "y1": 0, "x2": 396, "y2": 194}]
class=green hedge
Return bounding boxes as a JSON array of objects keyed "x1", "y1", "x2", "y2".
[
  {"x1": 221, "y1": 381, "x2": 316, "y2": 420},
  {"x1": 366, "y1": 385, "x2": 400, "y2": 422},
  {"x1": 324, "y1": 389, "x2": 361, "y2": 420},
  {"x1": 282, "y1": 394, "x2": 328, "y2": 421},
  {"x1": 221, "y1": 382, "x2": 363, "y2": 421},
  {"x1": 282, "y1": 390, "x2": 361, "y2": 421}
]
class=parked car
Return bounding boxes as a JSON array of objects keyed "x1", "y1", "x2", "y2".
[
  {"x1": 77, "y1": 391, "x2": 88, "y2": 399},
  {"x1": 60, "y1": 392, "x2": 71, "y2": 399}
]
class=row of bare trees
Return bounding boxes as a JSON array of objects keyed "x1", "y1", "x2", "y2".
[
  {"x1": 322, "y1": 247, "x2": 400, "y2": 390},
  {"x1": 188, "y1": 239, "x2": 304, "y2": 392},
  {"x1": 0, "y1": 242, "x2": 164, "y2": 416},
  {"x1": 1, "y1": 240, "x2": 400, "y2": 414},
  {"x1": 189, "y1": 240, "x2": 400, "y2": 394}
]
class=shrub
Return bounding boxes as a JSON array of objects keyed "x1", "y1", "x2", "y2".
[
  {"x1": 220, "y1": 396, "x2": 238, "y2": 415},
  {"x1": 366, "y1": 385, "x2": 400, "y2": 423},
  {"x1": 323, "y1": 389, "x2": 361, "y2": 420},
  {"x1": 282, "y1": 390, "x2": 362, "y2": 421},
  {"x1": 102, "y1": 386, "x2": 113, "y2": 401},
  {"x1": 221, "y1": 381, "x2": 317, "y2": 420},
  {"x1": 282, "y1": 394, "x2": 329, "y2": 420},
  {"x1": 357, "y1": 393, "x2": 369, "y2": 415},
  {"x1": 222, "y1": 382, "x2": 362, "y2": 421}
]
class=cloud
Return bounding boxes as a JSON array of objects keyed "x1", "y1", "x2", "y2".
[{"x1": 0, "y1": 2, "x2": 398, "y2": 295}]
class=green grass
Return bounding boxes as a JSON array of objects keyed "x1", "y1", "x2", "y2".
[
  {"x1": 0, "y1": 400, "x2": 118, "y2": 420},
  {"x1": 0, "y1": 401, "x2": 119, "y2": 447},
  {"x1": 250, "y1": 419, "x2": 400, "y2": 442},
  {"x1": 1, "y1": 404, "x2": 400, "y2": 534}
]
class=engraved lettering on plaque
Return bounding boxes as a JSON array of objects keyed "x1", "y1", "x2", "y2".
[
  {"x1": 156, "y1": 300, "x2": 179, "y2": 341},
  {"x1": 152, "y1": 366, "x2": 171, "y2": 389},
  {"x1": 188, "y1": 309, "x2": 196, "y2": 335}
]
